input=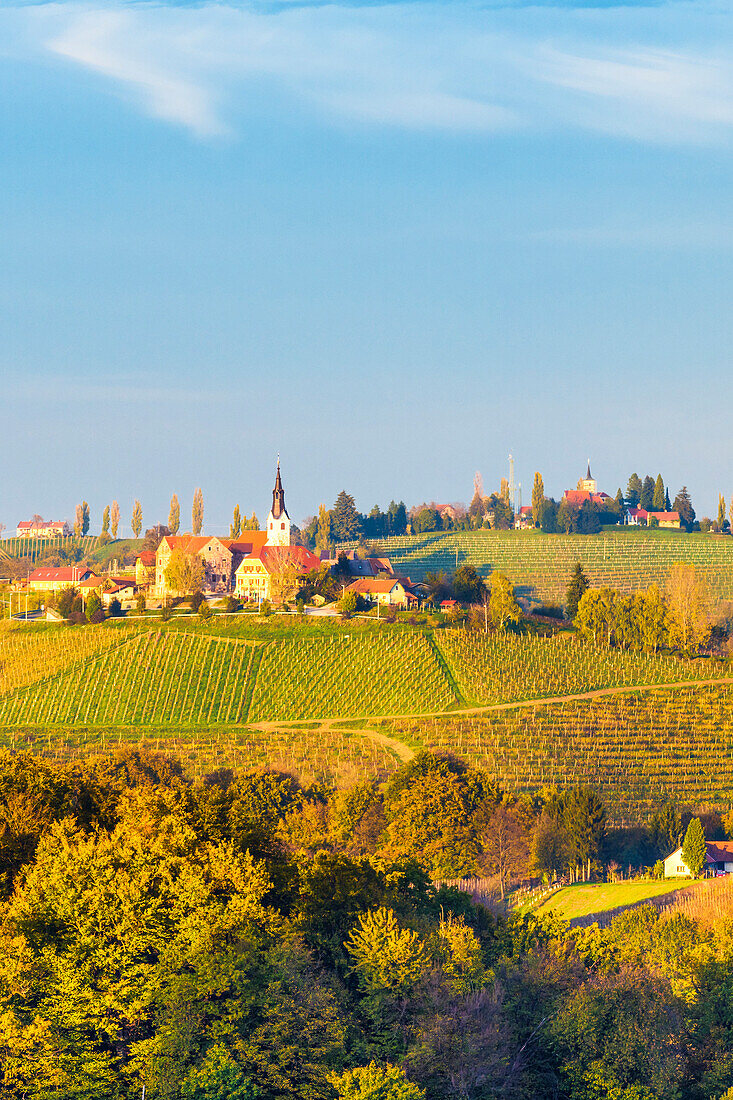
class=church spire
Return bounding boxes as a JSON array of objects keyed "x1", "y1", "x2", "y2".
[
  {"x1": 586, "y1": 459, "x2": 592, "y2": 480},
  {"x1": 271, "y1": 459, "x2": 286, "y2": 520}
]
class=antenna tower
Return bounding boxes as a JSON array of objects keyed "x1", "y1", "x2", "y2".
[{"x1": 508, "y1": 454, "x2": 516, "y2": 513}]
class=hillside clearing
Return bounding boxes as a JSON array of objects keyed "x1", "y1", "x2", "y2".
[{"x1": 536, "y1": 880, "x2": 697, "y2": 920}]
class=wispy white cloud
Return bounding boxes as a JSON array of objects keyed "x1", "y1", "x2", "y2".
[{"x1": 6, "y1": 0, "x2": 733, "y2": 142}]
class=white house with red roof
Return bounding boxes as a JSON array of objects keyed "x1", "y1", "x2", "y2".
[
  {"x1": 345, "y1": 577, "x2": 418, "y2": 608},
  {"x1": 27, "y1": 566, "x2": 97, "y2": 593},
  {"x1": 16, "y1": 519, "x2": 71, "y2": 539},
  {"x1": 625, "y1": 508, "x2": 681, "y2": 529},
  {"x1": 664, "y1": 841, "x2": 733, "y2": 877}
]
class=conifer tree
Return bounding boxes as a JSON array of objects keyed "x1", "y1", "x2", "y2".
[
  {"x1": 673, "y1": 487, "x2": 696, "y2": 530},
  {"x1": 626, "y1": 473, "x2": 642, "y2": 508},
  {"x1": 566, "y1": 562, "x2": 590, "y2": 619},
  {"x1": 640, "y1": 476, "x2": 655, "y2": 511},
  {"x1": 230, "y1": 505, "x2": 241, "y2": 540},
  {"x1": 333, "y1": 491, "x2": 362, "y2": 542},
  {"x1": 682, "y1": 816, "x2": 706, "y2": 877},
  {"x1": 101, "y1": 506, "x2": 110, "y2": 536},
  {"x1": 531, "y1": 472, "x2": 544, "y2": 527},
  {"x1": 131, "y1": 500, "x2": 143, "y2": 539},
  {"x1": 192, "y1": 488, "x2": 204, "y2": 536},
  {"x1": 652, "y1": 475, "x2": 665, "y2": 511},
  {"x1": 168, "y1": 494, "x2": 180, "y2": 536},
  {"x1": 110, "y1": 500, "x2": 120, "y2": 539},
  {"x1": 665, "y1": 488, "x2": 672, "y2": 511}
]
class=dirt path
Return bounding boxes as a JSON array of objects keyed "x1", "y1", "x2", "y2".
[{"x1": 247, "y1": 675, "x2": 733, "y2": 730}]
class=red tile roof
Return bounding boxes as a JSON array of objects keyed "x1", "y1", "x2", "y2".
[
  {"x1": 563, "y1": 490, "x2": 611, "y2": 506},
  {"x1": 346, "y1": 578, "x2": 405, "y2": 594},
  {"x1": 706, "y1": 842, "x2": 733, "y2": 862},
  {"x1": 29, "y1": 568, "x2": 96, "y2": 583},
  {"x1": 648, "y1": 511, "x2": 680, "y2": 523},
  {"x1": 136, "y1": 551, "x2": 156, "y2": 566}
]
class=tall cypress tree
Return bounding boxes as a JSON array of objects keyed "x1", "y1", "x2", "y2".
[
  {"x1": 640, "y1": 475, "x2": 655, "y2": 511},
  {"x1": 566, "y1": 562, "x2": 590, "y2": 619},
  {"x1": 682, "y1": 817, "x2": 707, "y2": 876},
  {"x1": 652, "y1": 475, "x2": 665, "y2": 511},
  {"x1": 531, "y1": 472, "x2": 545, "y2": 527},
  {"x1": 626, "y1": 473, "x2": 642, "y2": 508},
  {"x1": 168, "y1": 494, "x2": 180, "y2": 536}
]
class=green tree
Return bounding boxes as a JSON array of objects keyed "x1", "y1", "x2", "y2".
[
  {"x1": 531, "y1": 472, "x2": 545, "y2": 527},
  {"x1": 345, "y1": 907, "x2": 430, "y2": 996},
  {"x1": 557, "y1": 499, "x2": 579, "y2": 534},
  {"x1": 566, "y1": 562, "x2": 589, "y2": 619},
  {"x1": 682, "y1": 816, "x2": 706, "y2": 876},
  {"x1": 101, "y1": 506, "x2": 110, "y2": 536},
  {"x1": 640, "y1": 476, "x2": 655, "y2": 511},
  {"x1": 230, "y1": 505, "x2": 241, "y2": 540},
  {"x1": 672, "y1": 486, "x2": 696, "y2": 530},
  {"x1": 626, "y1": 473, "x2": 643, "y2": 508},
  {"x1": 330, "y1": 1063, "x2": 425, "y2": 1100},
  {"x1": 110, "y1": 500, "x2": 120, "y2": 539},
  {"x1": 192, "y1": 488, "x2": 204, "y2": 536},
  {"x1": 719, "y1": 494, "x2": 726, "y2": 530},
  {"x1": 489, "y1": 572, "x2": 521, "y2": 631},
  {"x1": 653, "y1": 475, "x2": 665, "y2": 511},
  {"x1": 453, "y1": 564, "x2": 487, "y2": 605},
  {"x1": 639, "y1": 584, "x2": 667, "y2": 653},
  {"x1": 650, "y1": 801, "x2": 682, "y2": 856},
  {"x1": 666, "y1": 563, "x2": 710, "y2": 652},
  {"x1": 74, "y1": 501, "x2": 90, "y2": 536},
  {"x1": 131, "y1": 500, "x2": 143, "y2": 539},
  {"x1": 55, "y1": 585, "x2": 79, "y2": 619},
  {"x1": 333, "y1": 491, "x2": 362, "y2": 542},
  {"x1": 169, "y1": 493, "x2": 180, "y2": 536},
  {"x1": 135, "y1": 590, "x2": 146, "y2": 615},
  {"x1": 86, "y1": 591, "x2": 102, "y2": 623},
  {"x1": 181, "y1": 1046, "x2": 259, "y2": 1100},
  {"x1": 564, "y1": 786, "x2": 606, "y2": 875}
]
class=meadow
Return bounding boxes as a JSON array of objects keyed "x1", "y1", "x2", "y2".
[
  {"x1": 344, "y1": 528, "x2": 733, "y2": 604},
  {"x1": 535, "y1": 880, "x2": 696, "y2": 920}
]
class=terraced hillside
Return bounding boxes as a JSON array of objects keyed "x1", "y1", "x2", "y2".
[
  {"x1": 382, "y1": 684, "x2": 733, "y2": 822},
  {"x1": 342, "y1": 529, "x2": 733, "y2": 603}
]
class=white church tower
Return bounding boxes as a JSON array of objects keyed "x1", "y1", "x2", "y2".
[{"x1": 266, "y1": 460, "x2": 291, "y2": 547}]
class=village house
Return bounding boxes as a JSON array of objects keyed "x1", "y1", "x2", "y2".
[
  {"x1": 135, "y1": 550, "x2": 156, "y2": 587},
  {"x1": 78, "y1": 575, "x2": 137, "y2": 608},
  {"x1": 345, "y1": 577, "x2": 419, "y2": 608},
  {"x1": 625, "y1": 508, "x2": 681, "y2": 529},
  {"x1": 514, "y1": 505, "x2": 534, "y2": 529},
  {"x1": 664, "y1": 841, "x2": 733, "y2": 877},
  {"x1": 16, "y1": 519, "x2": 71, "y2": 539},
  {"x1": 27, "y1": 566, "x2": 98, "y2": 593}
]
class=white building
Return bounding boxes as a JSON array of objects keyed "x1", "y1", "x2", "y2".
[{"x1": 664, "y1": 840, "x2": 733, "y2": 877}]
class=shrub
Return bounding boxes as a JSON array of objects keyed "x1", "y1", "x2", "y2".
[
  {"x1": 97, "y1": 531, "x2": 112, "y2": 545},
  {"x1": 108, "y1": 598, "x2": 122, "y2": 617},
  {"x1": 86, "y1": 593, "x2": 102, "y2": 623},
  {"x1": 197, "y1": 600, "x2": 213, "y2": 621},
  {"x1": 296, "y1": 598, "x2": 305, "y2": 615},
  {"x1": 224, "y1": 596, "x2": 240, "y2": 613},
  {"x1": 190, "y1": 590, "x2": 205, "y2": 612},
  {"x1": 89, "y1": 607, "x2": 106, "y2": 624},
  {"x1": 260, "y1": 600, "x2": 272, "y2": 617},
  {"x1": 160, "y1": 605, "x2": 173, "y2": 622},
  {"x1": 136, "y1": 591, "x2": 146, "y2": 615},
  {"x1": 68, "y1": 611, "x2": 86, "y2": 625}
]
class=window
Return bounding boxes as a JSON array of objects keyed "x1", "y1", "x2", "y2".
[
  {"x1": 677, "y1": 865, "x2": 685, "y2": 873},
  {"x1": 281, "y1": 522, "x2": 285, "y2": 530}
]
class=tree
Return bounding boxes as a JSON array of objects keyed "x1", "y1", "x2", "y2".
[
  {"x1": 673, "y1": 486, "x2": 696, "y2": 530},
  {"x1": 468, "y1": 472, "x2": 485, "y2": 521},
  {"x1": 541, "y1": 499, "x2": 558, "y2": 533},
  {"x1": 557, "y1": 499, "x2": 579, "y2": 534},
  {"x1": 164, "y1": 549, "x2": 205, "y2": 596},
  {"x1": 650, "y1": 801, "x2": 682, "y2": 856},
  {"x1": 564, "y1": 787, "x2": 606, "y2": 876},
  {"x1": 230, "y1": 505, "x2": 241, "y2": 540},
  {"x1": 86, "y1": 591, "x2": 102, "y2": 623},
  {"x1": 666, "y1": 563, "x2": 710, "y2": 652},
  {"x1": 413, "y1": 508, "x2": 442, "y2": 534},
  {"x1": 101, "y1": 506, "x2": 110, "y2": 536},
  {"x1": 143, "y1": 525, "x2": 170, "y2": 551},
  {"x1": 267, "y1": 546, "x2": 300, "y2": 606},
  {"x1": 719, "y1": 494, "x2": 726, "y2": 530},
  {"x1": 315, "y1": 504, "x2": 333, "y2": 555},
  {"x1": 55, "y1": 585, "x2": 79, "y2": 619},
  {"x1": 169, "y1": 494, "x2": 180, "y2": 536},
  {"x1": 453, "y1": 564, "x2": 487, "y2": 605},
  {"x1": 131, "y1": 500, "x2": 143, "y2": 539},
  {"x1": 333, "y1": 491, "x2": 362, "y2": 542},
  {"x1": 74, "y1": 501, "x2": 90, "y2": 536},
  {"x1": 626, "y1": 473, "x2": 643, "y2": 508},
  {"x1": 330, "y1": 1063, "x2": 425, "y2": 1100},
  {"x1": 531, "y1": 472, "x2": 545, "y2": 527},
  {"x1": 345, "y1": 907, "x2": 430, "y2": 995},
  {"x1": 110, "y1": 500, "x2": 120, "y2": 539},
  {"x1": 653, "y1": 475, "x2": 665, "y2": 511},
  {"x1": 181, "y1": 1046, "x2": 259, "y2": 1100},
  {"x1": 566, "y1": 562, "x2": 589, "y2": 619},
  {"x1": 480, "y1": 803, "x2": 528, "y2": 899},
  {"x1": 192, "y1": 488, "x2": 204, "y2": 536},
  {"x1": 531, "y1": 814, "x2": 571, "y2": 879},
  {"x1": 665, "y1": 488, "x2": 672, "y2": 511},
  {"x1": 614, "y1": 488, "x2": 625, "y2": 515},
  {"x1": 682, "y1": 816, "x2": 706, "y2": 876},
  {"x1": 577, "y1": 500, "x2": 601, "y2": 534},
  {"x1": 640, "y1": 475, "x2": 655, "y2": 512},
  {"x1": 387, "y1": 501, "x2": 407, "y2": 536},
  {"x1": 489, "y1": 572, "x2": 521, "y2": 631}
]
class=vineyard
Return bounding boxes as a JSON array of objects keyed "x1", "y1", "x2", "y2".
[
  {"x1": 0, "y1": 623, "x2": 141, "y2": 695},
  {"x1": 0, "y1": 534, "x2": 100, "y2": 563},
  {"x1": 382, "y1": 684, "x2": 733, "y2": 821},
  {"x1": 248, "y1": 632, "x2": 456, "y2": 720},
  {"x1": 435, "y1": 630, "x2": 718, "y2": 706},
  {"x1": 340, "y1": 529, "x2": 733, "y2": 604}
]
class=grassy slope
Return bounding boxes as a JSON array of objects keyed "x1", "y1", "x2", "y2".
[
  {"x1": 536, "y1": 880, "x2": 694, "y2": 920},
  {"x1": 344, "y1": 528, "x2": 733, "y2": 604}
]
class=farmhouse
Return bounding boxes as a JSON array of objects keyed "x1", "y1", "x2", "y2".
[
  {"x1": 345, "y1": 577, "x2": 418, "y2": 608},
  {"x1": 135, "y1": 551, "x2": 156, "y2": 586},
  {"x1": 664, "y1": 841, "x2": 733, "y2": 877},
  {"x1": 28, "y1": 566, "x2": 98, "y2": 593},
  {"x1": 625, "y1": 509, "x2": 681, "y2": 529},
  {"x1": 16, "y1": 519, "x2": 71, "y2": 538}
]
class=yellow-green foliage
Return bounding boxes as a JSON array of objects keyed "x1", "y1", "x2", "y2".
[
  {"x1": 0, "y1": 624, "x2": 140, "y2": 696},
  {"x1": 248, "y1": 632, "x2": 456, "y2": 721},
  {"x1": 342, "y1": 529, "x2": 733, "y2": 604},
  {"x1": 385, "y1": 684, "x2": 733, "y2": 822},
  {"x1": 435, "y1": 630, "x2": 716, "y2": 706}
]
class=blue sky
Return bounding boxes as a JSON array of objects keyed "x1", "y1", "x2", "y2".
[{"x1": 2, "y1": 0, "x2": 733, "y2": 534}]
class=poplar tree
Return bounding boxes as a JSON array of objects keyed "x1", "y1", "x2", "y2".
[
  {"x1": 729, "y1": 495, "x2": 733, "y2": 533},
  {"x1": 230, "y1": 505, "x2": 241, "y2": 540},
  {"x1": 192, "y1": 489, "x2": 204, "y2": 536},
  {"x1": 719, "y1": 495, "x2": 726, "y2": 529},
  {"x1": 682, "y1": 817, "x2": 707, "y2": 877},
  {"x1": 168, "y1": 494, "x2": 180, "y2": 536},
  {"x1": 110, "y1": 501, "x2": 120, "y2": 539},
  {"x1": 131, "y1": 501, "x2": 143, "y2": 539},
  {"x1": 652, "y1": 475, "x2": 665, "y2": 511},
  {"x1": 101, "y1": 506, "x2": 110, "y2": 536},
  {"x1": 531, "y1": 472, "x2": 544, "y2": 527}
]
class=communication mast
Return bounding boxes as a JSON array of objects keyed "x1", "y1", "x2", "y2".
[{"x1": 508, "y1": 454, "x2": 516, "y2": 513}]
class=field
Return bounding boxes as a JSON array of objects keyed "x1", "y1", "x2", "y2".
[
  {"x1": 536, "y1": 880, "x2": 694, "y2": 920},
  {"x1": 342, "y1": 528, "x2": 733, "y2": 604},
  {"x1": 0, "y1": 534, "x2": 99, "y2": 563}
]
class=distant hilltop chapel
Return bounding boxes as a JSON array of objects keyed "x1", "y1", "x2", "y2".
[{"x1": 562, "y1": 461, "x2": 611, "y2": 507}]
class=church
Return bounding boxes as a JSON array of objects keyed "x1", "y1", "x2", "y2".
[
  {"x1": 562, "y1": 461, "x2": 611, "y2": 507},
  {"x1": 153, "y1": 462, "x2": 319, "y2": 602}
]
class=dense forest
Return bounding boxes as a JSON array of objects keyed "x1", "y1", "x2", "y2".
[{"x1": 0, "y1": 747, "x2": 731, "y2": 1098}]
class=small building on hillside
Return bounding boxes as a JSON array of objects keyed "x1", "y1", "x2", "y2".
[
  {"x1": 235, "y1": 544, "x2": 320, "y2": 603},
  {"x1": 345, "y1": 577, "x2": 418, "y2": 608},
  {"x1": 135, "y1": 551, "x2": 156, "y2": 586},
  {"x1": 323, "y1": 550, "x2": 395, "y2": 579},
  {"x1": 664, "y1": 841, "x2": 733, "y2": 877},
  {"x1": 79, "y1": 575, "x2": 137, "y2": 607},
  {"x1": 515, "y1": 506, "x2": 533, "y2": 530},
  {"x1": 624, "y1": 509, "x2": 681, "y2": 529},
  {"x1": 16, "y1": 519, "x2": 71, "y2": 539},
  {"x1": 563, "y1": 462, "x2": 611, "y2": 508},
  {"x1": 28, "y1": 566, "x2": 98, "y2": 593}
]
